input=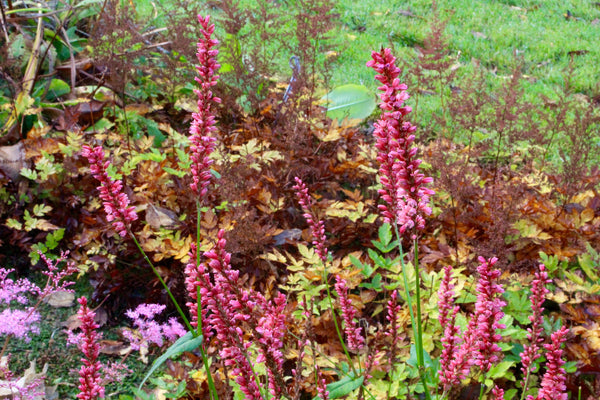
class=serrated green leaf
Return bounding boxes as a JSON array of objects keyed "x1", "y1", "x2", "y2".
[
  {"x1": 163, "y1": 167, "x2": 186, "y2": 177},
  {"x1": 350, "y1": 254, "x2": 374, "y2": 277},
  {"x1": 46, "y1": 228, "x2": 65, "y2": 249},
  {"x1": 139, "y1": 332, "x2": 203, "y2": 389},
  {"x1": 33, "y1": 203, "x2": 52, "y2": 217},
  {"x1": 378, "y1": 223, "x2": 392, "y2": 246},
  {"x1": 20, "y1": 168, "x2": 38, "y2": 180},
  {"x1": 6, "y1": 218, "x2": 22, "y2": 230},
  {"x1": 578, "y1": 253, "x2": 599, "y2": 281}
]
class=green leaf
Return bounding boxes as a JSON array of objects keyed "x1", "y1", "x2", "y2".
[
  {"x1": 486, "y1": 360, "x2": 515, "y2": 383},
  {"x1": 85, "y1": 117, "x2": 114, "y2": 134},
  {"x1": 33, "y1": 203, "x2": 52, "y2": 217},
  {"x1": 322, "y1": 84, "x2": 376, "y2": 121},
  {"x1": 578, "y1": 253, "x2": 599, "y2": 281},
  {"x1": 139, "y1": 332, "x2": 203, "y2": 389},
  {"x1": 46, "y1": 79, "x2": 71, "y2": 100},
  {"x1": 312, "y1": 374, "x2": 364, "y2": 400},
  {"x1": 350, "y1": 254, "x2": 374, "y2": 277},
  {"x1": 46, "y1": 228, "x2": 65, "y2": 250},
  {"x1": 6, "y1": 218, "x2": 22, "y2": 230},
  {"x1": 360, "y1": 273, "x2": 382, "y2": 290},
  {"x1": 20, "y1": 167, "x2": 38, "y2": 180},
  {"x1": 163, "y1": 167, "x2": 186, "y2": 177},
  {"x1": 378, "y1": 222, "x2": 392, "y2": 246}
]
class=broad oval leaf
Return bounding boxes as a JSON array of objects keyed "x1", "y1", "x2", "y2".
[{"x1": 322, "y1": 84, "x2": 376, "y2": 121}]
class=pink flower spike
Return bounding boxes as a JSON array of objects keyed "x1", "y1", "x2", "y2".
[
  {"x1": 534, "y1": 326, "x2": 569, "y2": 400},
  {"x1": 473, "y1": 256, "x2": 506, "y2": 374},
  {"x1": 520, "y1": 264, "x2": 551, "y2": 387},
  {"x1": 491, "y1": 385, "x2": 505, "y2": 400},
  {"x1": 76, "y1": 297, "x2": 105, "y2": 400},
  {"x1": 438, "y1": 265, "x2": 462, "y2": 390},
  {"x1": 367, "y1": 48, "x2": 434, "y2": 235},
  {"x1": 293, "y1": 177, "x2": 329, "y2": 264},
  {"x1": 385, "y1": 290, "x2": 402, "y2": 361},
  {"x1": 316, "y1": 365, "x2": 329, "y2": 400},
  {"x1": 334, "y1": 275, "x2": 364, "y2": 352},
  {"x1": 82, "y1": 145, "x2": 137, "y2": 237},
  {"x1": 188, "y1": 14, "x2": 220, "y2": 198}
]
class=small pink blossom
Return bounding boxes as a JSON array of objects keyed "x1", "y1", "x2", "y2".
[
  {"x1": 0, "y1": 268, "x2": 37, "y2": 305},
  {"x1": 82, "y1": 145, "x2": 137, "y2": 237},
  {"x1": 123, "y1": 303, "x2": 185, "y2": 350},
  {"x1": 37, "y1": 250, "x2": 77, "y2": 298},
  {"x1": 0, "y1": 308, "x2": 41, "y2": 342},
  {"x1": 0, "y1": 360, "x2": 45, "y2": 400}
]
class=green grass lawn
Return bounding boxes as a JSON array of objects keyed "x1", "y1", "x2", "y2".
[
  {"x1": 330, "y1": 0, "x2": 599, "y2": 94},
  {"x1": 139, "y1": 0, "x2": 598, "y2": 100}
]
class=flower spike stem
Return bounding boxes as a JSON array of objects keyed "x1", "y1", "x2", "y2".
[
  {"x1": 127, "y1": 228, "x2": 218, "y2": 400},
  {"x1": 394, "y1": 224, "x2": 431, "y2": 400},
  {"x1": 128, "y1": 230, "x2": 193, "y2": 334}
]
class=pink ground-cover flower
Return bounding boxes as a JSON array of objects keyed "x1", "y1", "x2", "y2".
[
  {"x1": 188, "y1": 14, "x2": 221, "y2": 197},
  {"x1": 0, "y1": 308, "x2": 41, "y2": 342},
  {"x1": 81, "y1": 145, "x2": 137, "y2": 237},
  {"x1": 528, "y1": 326, "x2": 569, "y2": 400},
  {"x1": 334, "y1": 275, "x2": 364, "y2": 351},
  {"x1": 293, "y1": 177, "x2": 329, "y2": 264},
  {"x1": 0, "y1": 268, "x2": 37, "y2": 305},
  {"x1": 367, "y1": 48, "x2": 434, "y2": 234},
  {"x1": 520, "y1": 264, "x2": 551, "y2": 384},
  {"x1": 473, "y1": 256, "x2": 506, "y2": 373},
  {"x1": 123, "y1": 303, "x2": 185, "y2": 350},
  {"x1": 75, "y1": 297, "x2": 105, "y2": 400}
]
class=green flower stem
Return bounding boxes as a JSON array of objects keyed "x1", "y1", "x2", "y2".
[
  {"x1": 393, "y1": 223, "x2": 431, "y2": 400},
  {"x1": 129, "y1": 231, "x2": 194, "y2": 333},
  {"x1": 194, "y1": 200, "x2": 219, "y2": 400},
  {"x1": 128, "y1": 228, "x2": 218, "y2": 400},
  {"x1": 520, "y1": 370, "x2": 532, "y2": 400},
  {"x1": 413, "y1": 240, "x2": 426, "y2": 378}
]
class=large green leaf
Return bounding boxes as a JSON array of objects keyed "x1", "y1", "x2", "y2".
[
  {"x1": 139, "y1": 332, "x2": 203, "y2": 389},
  {"x1": 322, "y1": 84, "x2": 376, "y2": 121}
]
